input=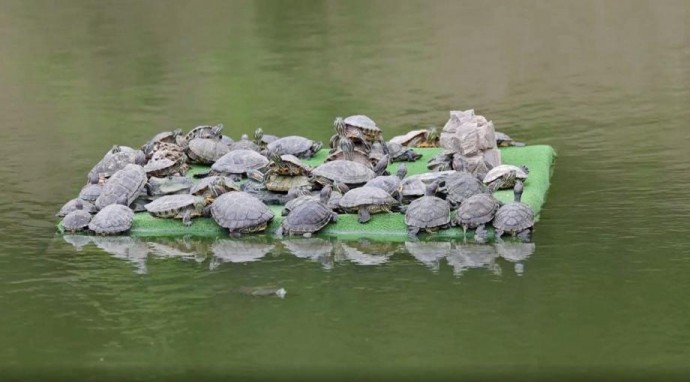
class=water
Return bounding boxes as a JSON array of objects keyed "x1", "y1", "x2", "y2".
[{"x1": 1, "y1": 0, "x2": 689, "y2": 379}]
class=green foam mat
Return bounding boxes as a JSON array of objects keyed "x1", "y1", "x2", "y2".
[{"x1": 59, "y1": 145, "x2": 556, "y2": 239}]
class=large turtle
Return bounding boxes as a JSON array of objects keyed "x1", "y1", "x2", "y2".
[
  {"x1": 404, "y1": 181, "x2": 451, "y2": 238},
  {"x1": 339, "y1": 186, "x2": 397, "y2": 223},
  {"x1": 312, "y1": 155, "x2": 387, "y2": 188},
  {"x1": 209, "y1": 149, "x2": 269, "y2": 180},
  {"x1": 88, "y1": 196, "x2": 134, "y2": 235},
  {"x1": 493, "y1": 181, "x2": 534, "y2": 240},
  {"x1": 483, "y1": 165, "x2": 529, "y2": 192},
  {"x1": 363, "y1": 164, "x2": 407, "y2": 201},
  {"x1": 266, "y1": 136, "x2": 322, "y2": 159},
  {"x1": 276, "y1": 186, "x2": 338, "y2": 237},
  {"x1": 454, "y1": 193, "x2": 501, "y2": 241},
  {"x1": 210, "y1": 192, "x2": 274, "y2": 236},
  {"x1": 61, "y1": 201, "x2": 92, "y2": 232},
  {"x1": 95, "y1": 164, "x2": 147, "y2": 209},
  {"x1": 495, "y1": 131, "x2": 525, "y2": 147},
  {"x1": 186, "y1": 137, "x2": 230, "y2": 164},
  {"x1": 87, "y1": 145, "x2": 146, "y2": 181},
  {"x1": 144, "y1": 194, "x2": 208, "y2": 226}
]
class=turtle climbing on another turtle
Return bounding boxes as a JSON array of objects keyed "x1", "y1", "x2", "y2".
[
  {"x1": 95, "y1": 164, "x2": 147, "y2": 210},
  {"x1": 277, "y1": 185, "x2": 338, "y2": 237},
  {"x1": 493, "y1": 180, "x2": 534, "y2": 241},
  {"x1": 266, "y1": 135, "x2": 322, "y2": 159},
  {"x1": 404, "y1": 181, "x2": 451, "y2": 238},
  {"x1": 483, "y1": 164, "x2": 529, "y2": 192},
  {"x1": 311, "y1": 155, "x2": 387, "y2": 189}
]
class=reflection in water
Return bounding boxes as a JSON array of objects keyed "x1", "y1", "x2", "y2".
[
  {"x1": 148, "y1": 241, "x2": 205, "y2": 263},
  {"x1": 404, "y1": 241, "x2": 450, "y2": 272},
  {"x1": 338, "y1": 241, "x2": 394, "y2": 266},
  {"x1": 210, "y1": 239, "x2": 275, "y2": 270},
  {"x1": 495, "y1": 241, "x2": 536, "y2": 276},
  {"x1": 447, "y1": 243, "x2": 501, "y2": 277},
  {"x1": 282, "y1": 238, "x2": 334, "y2": 270},
  {"x1": 62, "y1": 234, "x2": 92, "y2": 252},
  {"x1": 91, "y1": 236, "x2": 149, "y2": 274}
]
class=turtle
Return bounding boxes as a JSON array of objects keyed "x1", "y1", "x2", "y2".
[
  {"x1": 339, "y1": 186, "x2": 397, "y2": 224},
  {"x1": 145, "y1": 175, "x2": 194, "y2": 197},
  {"x1": 454, "y1": 193, "x2": 502, "y2": 241},
  {"x1": 329, "y1": 117, "x2": 372, "y2": 153},
  {"x1": 56, "y1": 198, "x2": 98, "y2": 217},
  {"x1": 444, "y1": 161, "x2": 489, "y2": 207},
  {"x1": 495, "y1": 131, "x2": 525, "y2": 147},
  {"x1": 237, "y1": 286, "x2": 287, "y2": 298},
  {"x1": 143, "y1": 157, "x2": 189, "y2": 178},
  {"x1": 208, "y1": 149, "x2": 269, "y2": 180},
  {"x1": 220, "y1": 135, "x2": 235, "y2": 147},
  {"x1": 311, "y1": 155, "x2": 387, "y2": 188},
  {"x1": 79, "y1": 177, "x2": 103, "y2": 202},
  {"x1": 325, "y1": 137, "x2": 373, "y2": 168},
  {"x1": 143, "y1": 141, "x2": 186, "y2": 163},
  {"x1": 276, "y1": 186, "x2": 338, "y2": 237},
  {"x1": 483, "y1": 165, "x2": 529, "y2": 192},
  {"x1": 404, "y1": 181, "x2": 451, "y2": 238},
  {"x1": 251, "y1": 153, "x2": 313, "y2": 193},
  {"x1": 144, "y1": 194, "x2": 208, "y2": 226},
  {"x1": 95, "y1": 164, "x2": 147, "y2": 209},
  {"x1": 88, "y1": 196, "x2": 134, "y2": 235},
  {"x1": 493, "y1": 181, "x2": 534, "y2": 240},
  {"x1": 186, "y1": 137, "x2": 230, "y2": 164},
  {"x1": 281, "y1": 188, "x2": 318, "y2": 216},
  {"x1": 190, "y1": 176, "x2": 239, "y2": 201},
  {"x1": 266, "y1": 135, "x2": 322, "y2": 159},
  {"x1": 371, "y1": 141, "x2": 421, "y2": 163},
  {"x1": 87, "y1": 145, "x2": 146, "y2": 181},
  {"x1": 399, "y1": 171, "x2": 454, "y2": 203},
  {"x1": 258, "y1": 168, "x2": 312, "y2": 193},
  {"x1": 389, "y1": 127, "x2": 439, "y2": 147},
  {"x1": 61, "y1": 201, "x2": 93, "y2": 232},
  {"x1": 150, "y1": 128, "x2": 183, "y2": 144},
  {"x1": 182, "y1": 124, "x2": 223, "y2": 146},
  {"x1": 210, "y1": 192, "x2": 274, "y2": 236},
  {"x1": 426, "y1": 151, "x2": 454, "y2": 172},
  {"x1": 228, "y1": 133, "x2": 261, "y2": 152},
  {"x1": 363, "y1": 163, "x2": 407, "y2": 201},
  {"x1": 254, "y1": 128, "x2": 279, "y2": 148},
  {"x1": 343, "y1": 115, "x2": 385, "y2": 148}
]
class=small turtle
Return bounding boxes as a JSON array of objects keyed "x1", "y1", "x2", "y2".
[
  {"x1": 343, "y1": 115, "x2": 385, "y2": 147},
  {"x1": 255, "y1": 128, "x2": 279, "y2": 148},
  {"x1": 228, "y1": 133, "x2": 261, "y2": 152},
  {"x1": 277, "y1": 186, "x2": 338, "y2": 237},
  {"x1": 426, "y1": 151, "x2": 454, "y2": 172},
  {"x1": 87, "y1": 145, "x2": 146, "y2": 181},
  {"x1": 144, "y1": 194, "x2": 208, "y2": 226},
  {"x1": 209, "y1": 149, "x2": 269, "y2": 179},
  {"x1": 61, "y1": 200, "x2": 92, "y2": 232},
  {"x1": 389, "y1": 127, "x2": 439, "y2": 147},
  {"x1": 372, "y1": 141, "x2": 421, "y2": 163},
  {"x1": 444, "y1": 162, "x2": 488, "y2": 207},
  {"x1": 186, "y1": 137, "x2": 230, "y2": 164},
  {"x1": 400, "y1": 171, "x2": 454, "y2": 203},
  {"x1": 210, "y1": 192, "x2": 274, "y2": 236},
  {"x1": 190, "y1": 176, "x2": 239, "y2": 201},
  {"x1": 95, "y1": 164, "x2": 147, "y2": 209},
  {"x1": 312, "y1": 155, "x2": 387, "y2": 188},
  {"x1": 145, "y1": 176, "x2": 194, "y2": 197},
  {"x1": 237, "y1": 286, "x2": 287, "y2": 298},
  {"x1": 89, "y1": 196, "x2": 134, "y2": 235},
  {"x1": 150, "y1": 128, "x2": 183, "y2": 144},
  {"x1": 281, "y1": 188, "x2": 318, "y2": 216},
  {"x1": 404, "y1": 181, "x2": 451, "y2": 238},
  {"x1": 364, "y1": 164, "x2": 407, "y2": 201},
  {"x1": 495, "y1": 131, "x2": 525, "y2": 147},
  {"x1": 339, "y1": 186, "x2": 397, "y2": 224},
  {"x1": 454, "y1": 193, "x2": 501, "y2": 241},
  {"x1": 266, "y1": 135, "x2": 322, "y2": 159},
  {"x1": 493, "y1": 181, "x2": 534, "y2": 240},
  {"x1": 143, "y1": 158, "x2": 189, "y2": 178},
  {"x1": 182, "y1": 124, "x2": 223, "y2": 145},
  {"x1": 56, "y1": 198, "x2": 98, "y2": 217},
  {"x1": 79, "y1": 177, "x2": 103, "y2": 202},
  {"x1": 483, "y1": 165, "x2": 529, "y2": 192}
]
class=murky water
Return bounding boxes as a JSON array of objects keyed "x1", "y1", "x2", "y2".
[{"x1": 1, "y1": 0, "x2": 689, "y2": 380}]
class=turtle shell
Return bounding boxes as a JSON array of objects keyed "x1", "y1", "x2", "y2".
[
  {"x1": 389, "y1": 129, "x2": 427, "y2": 146},
  {"x1": 211, "y1": 150, "x2": 269, "y2": 175},
  {"x1": 269, "y1": 154, "x2": 311, "y2": 176},
  {"x1": 483, "y1": 165, "x2": 528, "y2": 186},
  {"x1": 339, "y1": 186, "x2": 396, "y2": 210},
  {"x1": 88, "y1": 146, "x2": 141, "y2": 180},
  {"x1": 325, "y1": 148, "x2": 372, "y2": 168},
  {"x1": 265, "y1": 174, "x2": 312, "y2": 193},
  {"x1": 494, "y1": 202, "x2": 534, "y2": 234},
  {"x1": 405, "y1": 194, "x2": 450, "y2": 229},
  {"x1": 400, "y1": 171, "x2": 454, "y2": 200},
  {"x1": 151, "y1": 129, "x2": 182, "y2": 144},
  {"x1": 147, "y1": 176, "x2": 193, "y2": 196},
  {"x1": 281, "y1": 200, "x2": 335, "y2": 235},
  {"x1": 187, "y1": 138, "x2": 229, "y2": 164},
  {"x1": 144, "y1": 158, "x2": 187, "y2": 178},
  {"x1": 56, "y1": 198, "x2": 98, "y2": 217},
  {"x1": 267, "y1": 136, "x2": 320, "y2": 158},
  {"x1": 228, "y1": 136, "x2": 260, "y2": 152},
  {"x1": 95, "y1": 164, "x2": 147, "y2": 209},
  {"x1": 312, "y1": 160, "x2": 375, "y2": 186},
  {"x1": 282, "y1": 195, "x2": 318, "y2": 216},
  {"x1": 445, "y1": 171, "x2": 487, "y2": 206},
  {"x1": 184, "y1": 124, "x2": 223, "y2": 142},
  {"x1": 62, "y1": 210, "x2": 92, "y2": 232},
  {"x1": 190, "y1": 176, "x2": 239, "y2": 198},
  {"x1": 210, "y1": 192, "x2": 274, "y2": 233},
  {"x1": 79, "y1": 184, "x2": 103, "y2": 202},
  {"x1": 144, "y1": 194, "x2": 205, "y2": 219},
  {"x1": 454, "y1": 193, "x2": 500, "y2": 228},
  {"x1": 364, "y1": 175, "x2": 402, "y2": 197},
  {"x1": 344, "y1": 115, "x2": 379, "y2": 132},
  {"x1": 88, "y1": 204, "x2": 134, "y2": 235}
]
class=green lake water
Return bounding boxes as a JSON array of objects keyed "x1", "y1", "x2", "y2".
[{"x1": 1, "y1": 1, "x2": 689, "y2": 380}]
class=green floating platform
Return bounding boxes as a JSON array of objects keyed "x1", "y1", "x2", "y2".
[{"x1": 59, "y1": 145, "x2": 556, "y2": 239}]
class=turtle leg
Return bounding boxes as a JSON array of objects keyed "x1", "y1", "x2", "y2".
[
  {"x1": 229, "y1": 231, "x2": 242, "y2": 239},
  {"x1": 182, "y1": 210, "x2": 193, "y2": 226},
  {"x1": 408, "y1": 226, "x2": 420, "y2": 240},
  {"x1": 495, "y1": 229, "x2": 504, "y2": 239},
  {"x1": 357, "y1": 207, "x2": 371, "y2": 223},
  {"x1": 303, "y1": 232, "x2": 312, "y2": 238},
  {"x1": 474, "y1": 224, "x2": 488, "y2": 243},
  {"x1": 517, "y1": 228, "x2": 531, "y2": 241},
  {"x1": 331, "y1": 212, "x2": 338, "y2": 222}
]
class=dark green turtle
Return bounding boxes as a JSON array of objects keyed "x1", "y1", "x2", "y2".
[
  {"x1": 404, "y1": 181, "x2": 450, "y2": 238},
  {"x1": 88, "y1": 196, "x2": 134, "y2": 235},
  {"x1": 144, "y1": 194, "x2": 208, "y2": 226},
  {"x1": 186, "y1": 137, "x2": 230, "y2": 164},
  {"x1": 493, "y1": 181, "x2": 534, "y2": 240},
  {"x1": 61, "y1": 200, "x2": 92, "y2": 232},
  {"x1": 210, "y1": 192, "x2": 274, "y2": 236},
  {"x1": 266, "y1": 136, "x2": 322, "y2": 159},
  {"x1": 95, "y1": 164, "x2": 147, "y2": 209},
  {"x1": 277, "y1": 186, "x2": 337, "y2": 237},
  {"x1": 339, "y1": 186, "x2": 397, "y2": 223},
  {"x1": 454, "y1": 193, "x2": 501, "y2": 241}
]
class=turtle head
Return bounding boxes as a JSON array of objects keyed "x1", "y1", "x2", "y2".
[
  {"x1": 209, "y1": 177, "x2": 228, "y2": 198},
  {"x1": 320, "y1": 185, "x2": 332, "y2": 204},
  {"x1": 396, "y1": 164, "x2": 408, "y2": 180},
  {"x1": 519, "y1": 165, "x2": 530, "y2": 174},
  {"x1": 514, "y1": 180, "x2": 524, "y2": 202},
  {"x1": 173, "y1": 128, "x2": 183, "y2": 137},
  {"x1": 268, "y1": 150, "x2": 282, "y2": 164},
  {"x1": 311, "y1": 140, "x2": 323, "y2": 153},
  {"x1": 373, "y1": 155, "x2": 390, "y2": 175},
  {"x1": 254, "y1": 128, "x2": 264, "y2": 144},
  {"x1": 74, "y1": 199, "x2": 84, "y2": 210},
  {"x1": 142, "y1": 141, "x2": 155, "y2": 157},
  {"x1": 211, "y1": 124, "x2": 224, "y2": 137},
  {"x1": 246, "y1": 169, "x2": 265, "y2": 183},
  {"x1": 88, "y1": 172, "x2": 99, "y2": 185},
  {"x1": 425, "y1": 127, "x2": 439, "y2": 142},
  {"x1": 111, "y1": 145, "x2": 121, "y2": 154},
  {"x1": 339, "y1": 137, "x2": 354, "y2": 161},
  {"x1": 426, "y1": 180, "x2": 441, "y2": 196},
  {"x1": 135, "y1": 150, "x2": 147, "y2": 166},
  {"x1": 116, "y1": 194, "x2": 128, "y2": 206},
  {"x1": 333, "y1": 117, "x2": 346, "y2": 135},
  {"x1": 240, "y1": 133, "x2": 249, "y2": 141}
]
